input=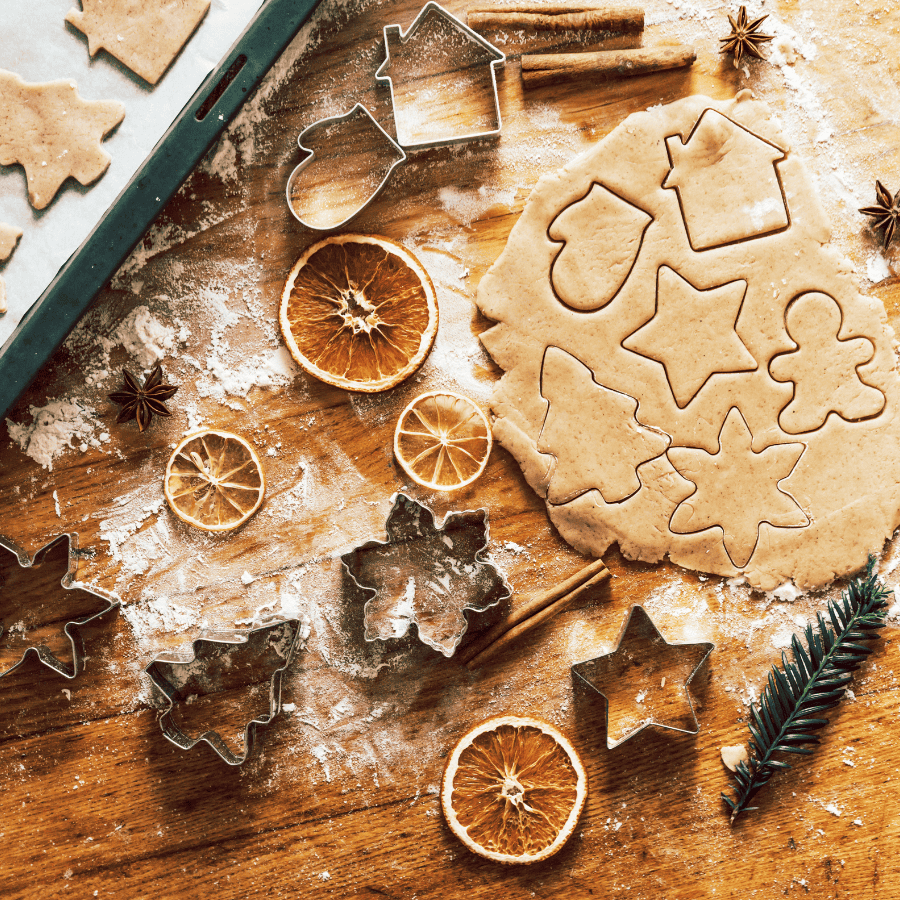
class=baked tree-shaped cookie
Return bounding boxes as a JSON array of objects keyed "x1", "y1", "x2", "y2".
[
  {"x1": 549, "y1": 183, "x2": 652, "y2": 311},
  {"x1": 770, "y1": 292, "x2": 885, "y2": 434},
  {"x1": 623, "y1": 266, "x2": 756, "y2": 408},
  {"x1": 539, "y1": 347, "x2": 669, "y2": 504},
  {"x1": 668, "y1": 408, "x2": 807, "y2": 567},
  {"x1": 66, "y1": 0, "x2": 211, "y2": 86},
  {"x1": 0, "y1": 70, "x2": 124, "y2": 209}
]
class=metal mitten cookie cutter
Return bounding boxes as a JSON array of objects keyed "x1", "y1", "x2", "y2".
[
  {"x1": 145, "y1": 617, "x2": 301, "y2": 765},
  {"x1": 342, "y1": 493, "x2": 510, "y2": 658},
  {"x1": 0, "y1": 532, "x2": 119, "y2": 681},
  {"x1": 571, "y1": 605, "x2": 714, "y2": 749},
  {"x1": 375, "y1": 2, "x2": 506, "y2": 149}
]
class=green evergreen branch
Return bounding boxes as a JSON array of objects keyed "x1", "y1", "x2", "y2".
[{"x1": 722, "y1": 555, "x2": 892, "y2": 825}]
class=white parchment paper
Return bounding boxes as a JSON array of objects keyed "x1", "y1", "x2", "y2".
[{"x1": 0, "y1": 0, "x2": 264, "y2": 348}]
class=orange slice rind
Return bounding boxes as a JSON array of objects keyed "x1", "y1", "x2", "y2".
[
  {"x1": 164, "y1": 430, "x2": 265, "y2": 532},
  {"x1": 441, "y1": 715, "x2": 587, "y2": 865},
  {"x1": 279, "y1": 234, "x2": 438, "y2": 393}
]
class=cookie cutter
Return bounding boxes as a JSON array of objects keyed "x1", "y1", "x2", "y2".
[
  {"x1": 145, "y1": 616, "x2": 301, "y2": 765},
  {"x1": 571, "y1": 605, "x2": 713, "y2": 749},
  {"x1": 0, "y1": 532, "x2": 119, "y2": 680},
  {"x1": 341, "y1": 493, "x2": 510, "y2": 657},
  {"x1": 375, "y1": 2, "x2": 506, "y2": 149},
  {"x1": 286, "y1": 103, "x2": 406, "y2": 230}
]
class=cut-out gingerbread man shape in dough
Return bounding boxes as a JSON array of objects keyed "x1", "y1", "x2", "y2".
[
  {"x1": 668, "y1": 407, "x2": 807, "y2": 568},
  {"x1": 770, "y1": 292, "x2": 886, "y2": 434},
  {"x1": 0, "y1": 70, "x2": 124, "y2": 209},
  {"x1": 664, "y1": 109, "x2": 788, "y2": 250},
  {"x1": 549, "y1": 183, "x2": 652, "y2": 311},
  {"x1": 539, "y1": 347, "x2": 669, "y2": 504},
  {"x1": 623, "y1": 266, "x2": 756, "y2": 408}
]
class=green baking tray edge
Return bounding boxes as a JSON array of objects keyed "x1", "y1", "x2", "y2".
[{"x1": 0, "y1": 0, "x2": 323, "y2": 420}]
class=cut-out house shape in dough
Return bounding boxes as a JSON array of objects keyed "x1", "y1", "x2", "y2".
[
  {"x1": 663, "y1": 109, "x2": 789, "y2": 251},
  {"x1": 375, "y1": 2, "x2": 505, "y2": 149}
]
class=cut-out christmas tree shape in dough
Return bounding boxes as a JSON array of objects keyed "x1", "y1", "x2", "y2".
[
  {"x1": 0, "y1": 70, "x2": 124, "y2": 209},
  {"x1": 770, "y1": 292, "x2": 885, "y2": 434},
  {"x1": 549, "y1": 183, "x2": 652, "y2": 311},
  {"x1": 66, "y1": 0, "x2": 211, "y2": 86},
  {"x1": 0, "y1": 223, "x2": 21, "y2": 314},
  {"x1": 668, "y1": 408, "x2": 807, "y2": 568},
  {"x1": 539, "y1": 347, "x2": 669, "y2": 504},
  {"x1": 664, "y1": 109, "x2": 788, "y2": 251},
  {"x1": 475, "y1": 91, "x2": 900, "y2": 590},
  {"x1": 623, "y1": 266, "x2": 756, "y2": 408}
]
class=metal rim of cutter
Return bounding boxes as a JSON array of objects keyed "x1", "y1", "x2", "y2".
[
  {"x1": 285, "y1": 103, "x2": 407, "y2": 230},
  {"x1": 144, "y1": 617, "x2": 301, "y2": 766},
  {"x1": 374, "y1": 1, "x2": 506, "y2": 150},
  {"x1": 0, "y1": 532, "x2": 120, "y2": 681}
]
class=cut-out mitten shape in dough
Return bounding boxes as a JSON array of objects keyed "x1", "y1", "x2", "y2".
[
  {"x1": 549, "y1": 183, "x2": 652, "y2": 311},
  {"x1": 668, "y1": 408, "x2": 807, "y2": 568},
  {"x1": 623, "y1": 266, "x2": 756, "y2": 408},
  {"x1": 664, "y1": 109, "x2": 788, "y2": 250},
  {"x1": 770, "y1": 292, "x2": 885, "y2": 433},
  {"x1": 0, "y1": 70, "x2": 124, "y2": 209},
  {"x1": 539, "y1": 347, "x2": 669, "y2": 504},
  {"x1": 66, "y1": 0, "x2": 211, "y2": 86}
]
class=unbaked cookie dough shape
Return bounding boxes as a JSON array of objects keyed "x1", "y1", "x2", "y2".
[
  {"x1": 475, "y1": 91, "x2": 900, "y2": 591},
  {"x1": 0, "y1": 223, "x2": 23, "y2": 314},
  {"x1": 0, "y1": 70, "x2": 125, "y2": 210},
  {"x1": 66, "y1": 0, "x2": 211, "y2": 86}
]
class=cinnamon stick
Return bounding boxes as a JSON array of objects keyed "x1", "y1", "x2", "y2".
[
  {"x1": 521, "y1": 45, "x2": 696, "y2": 89},
  {"x1": 468, "y1": 4, "x2": 644, "y2": 34},
  {"x1": 459, "y1": 558, "x2": 609, "y2": 668}
]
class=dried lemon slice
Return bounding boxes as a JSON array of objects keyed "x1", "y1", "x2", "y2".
[
  {"x1": 393, "y1": 390, "x2": 492, "y2": 491},
  {"x1": 442, "y1": 715, "x2": 587, "y2": 864},
  {"x1": 164, "y1": 430, "x2": 265, "y2": 532},
  {"x1": 280, "y1": 234, "x2": 438, "y2": 392}
]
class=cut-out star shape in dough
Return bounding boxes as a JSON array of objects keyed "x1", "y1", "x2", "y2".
[
  {"x1": 539, "y1": 347, "x2": 670, "y2": 504},
  {"x1": 572, "y1": 605, "x2": 713, "y2": 749},
  {"x1": 623, "y1": 266, "x2": 756, "y2": 408},
  {"x1": 668, "y1": 407, "x2": 807, "y2": 567}
]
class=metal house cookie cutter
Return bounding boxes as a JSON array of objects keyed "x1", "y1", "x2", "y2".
[
  {"x1": 145, "y1": 617, "x2": 301, "y2": 765},
  {"x1": 571, "y1": 605, "x2": 713, "y2": 749},
  {"x1": 375, "y1": 1, "x2": 506, "y2": 149},
  {"x1": 286, "y1": 103, "x2": 406, "y2": 230},
  {"x1": 0, "y1": 532, "x2": 119, "y2": 681}
]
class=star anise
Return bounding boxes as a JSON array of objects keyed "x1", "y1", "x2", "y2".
[
  {"x1": 108, "y1": 364, "x2": 178, "y2": 432},
  {"x1": 720, "y1": 6, "x2": 774, "y2": 68},
  {"x1": 859, "y1": 180, "x2": 900, "y2": 246}
]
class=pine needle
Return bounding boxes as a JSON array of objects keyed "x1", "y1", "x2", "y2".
[{"x1": 722, "y1": 555, "x2": 892, "y2": 824}]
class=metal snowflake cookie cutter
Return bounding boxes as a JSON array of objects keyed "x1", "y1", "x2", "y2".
[
  {"x1": 571, "y1": 605, "x2": 714, "y2": 749},
  {"x1": 144, "y1": 617, "x2": 301, "y2": 766},
  {"x1": 341, "y1": 493, "x2": 511, "y2": 657},
  {"x1": 375, "y1": 2, "x2": 506, "y2": 149},
  {"x1": 0, "y1": 532, "x2": 119, "y2": 681},
  {"x1": 286, "y1": 103, "x2": 407, "y2": 230}
]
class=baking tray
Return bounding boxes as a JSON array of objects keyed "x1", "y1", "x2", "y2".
[{"x1": 0, "y1": 0, "x2": 322, "y2": 419}]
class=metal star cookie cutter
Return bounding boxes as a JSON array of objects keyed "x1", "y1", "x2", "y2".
[
  {"x1": 341, "y1": 493, "x2": 510, "y2": 658},
  {"x1": 374, "y1": 2, "x2": 506, "y2": 149},
  {"x1": 571, "y1": 605, "x2": 714, "y2": 749},
  {"x1": 145, "y1": 617, "x2": 301, "y2": 766},
  {"x1": 286, "y1": 103, "x2": 407, "y2": 230},
  {"x1": 0, "y1": 532, "x2": 119, "y2": 681}
]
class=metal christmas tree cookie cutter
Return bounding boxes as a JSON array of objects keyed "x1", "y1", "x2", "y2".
[
  {"x1": 0, "y1": 532, "x2": 119, "y2": 681},
  {"x1": 145, "y1": 617, "x2": 301, "y2": 766}
]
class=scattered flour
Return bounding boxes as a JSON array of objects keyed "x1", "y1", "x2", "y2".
[{"x1": 6, "y1": 399, "x2": 99, "y2": 470}]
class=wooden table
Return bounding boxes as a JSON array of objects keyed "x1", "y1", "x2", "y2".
[{"x1": 3, "y1": 1, "x2": 900, "y2": 896}]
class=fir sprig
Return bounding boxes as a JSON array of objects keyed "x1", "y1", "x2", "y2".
[{"x1": 722, "y1": 556, "x2": 891, "y2": 824}]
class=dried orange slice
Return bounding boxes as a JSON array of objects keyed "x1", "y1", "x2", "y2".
[
  {"x1": 442, "y1": 715, "x2": 587, "y2": 865},
  {"x1": 280, "y1": 234, "x2": 438, "y2": 392},
  {"x1": 394, "y1": 390, "x2": 492, "y2": 490},
  {"x1": 164, "y1": 430, "x2": 265, "y2": 532}
]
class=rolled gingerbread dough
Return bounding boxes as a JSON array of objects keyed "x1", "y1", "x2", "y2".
[{"x1": 476, "y1": 91, "x2": 900, "y2": 591}]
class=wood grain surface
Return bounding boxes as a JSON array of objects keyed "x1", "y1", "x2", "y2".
[{"x1": 3, "y1": 1, "x2": 900, "y2": 897}]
